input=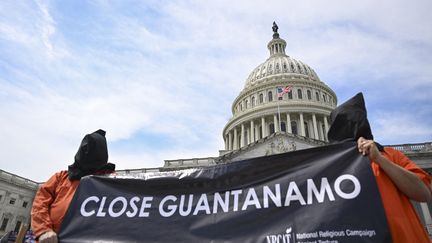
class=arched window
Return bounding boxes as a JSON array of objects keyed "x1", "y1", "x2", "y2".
[
  {"x1": 281, "y1": 122, "x2": 286, "y2": 132},
  {"x1": 268, "y1": 91, "x2": 273, "y2": 102},
  {"x1": 323, "y1": 94, "x2": 326, "y2": 102},
  {"x1": 307, "y1": 90, "x2": 312, "y2": 100},
  {"x1": 290, "y1": 63, "x2": 295, "y2": 71},
  {"x1": 304, "y1": 122, "x2": 309, "y2": 138},
  {"x1": 276, "y1": 63, "x2": 280, "y2": 70},
  {"x1": 269, "y1": 123, "x2": 275, "y2": 134},
  {"x1": 291, "y1": 121, "x2": 298, "y2": 135},
  {"x1": 251, "y1": 96, "x2": 255, "y2": 107},
  {"x1": 316, "y1": 92, "x2": 320, "y2": 101},
  {"x1": 240, "y1": 103, "x2": 243, "y2": 111},
  {"x1": 283, "y1": 63, "x2": 287, "y2": 69},
  {"x1": 259, "y1": 93, "x2": 264, "y2": 103},
  {"x1": 288, "y1": 90, "x2": 293, "y2": 99},
  {"x1": 297, "y1": 89, "x2": 302, "y2": 99},
  {"x1": 297, "y1": 64, "x2": 302, "y2": 73}
]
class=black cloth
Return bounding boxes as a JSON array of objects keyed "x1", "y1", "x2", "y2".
[
  {"x1": 327, "y1": 92, "x2": 383, "y2": 151},
  {"x1": 68, "y1": 129, "x2": 115, "y2": 180}
]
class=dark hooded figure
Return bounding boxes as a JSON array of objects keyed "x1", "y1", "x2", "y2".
[
  {"x1": 31, "y1": 129, "x2": 115, "y2": 243},
  {"x1": 68, "y1": 129, "x2": 115, "y2": 180},
  {"x1": 328, "y1": 92, "x2": 373, "y2": 142},
  {"x1": 327, "y1": 93, "x2": 431, "y2": 242},
  {"x1": 327, "y1": 92, "x2": 384, "y2": 151}
]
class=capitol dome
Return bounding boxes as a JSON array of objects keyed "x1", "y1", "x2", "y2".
[{"x1": 222, "y1": 22, "x2": 337, "y2": 151}]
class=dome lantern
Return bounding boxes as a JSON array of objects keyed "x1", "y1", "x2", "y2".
[{"x1": 268, "y1": 21, "x2": 287, "y2": 56}]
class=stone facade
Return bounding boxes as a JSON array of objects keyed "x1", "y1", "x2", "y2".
[{"x1": 0, "y1": 169, "x2": 38, "y2": 236}]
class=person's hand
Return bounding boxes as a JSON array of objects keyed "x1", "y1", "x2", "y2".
[
  {"x1": 39, "y1": 230, "x2": 58, "y2": 243},
  {"x1": 357, "y1": 137, "x2": 381, "y2": 161}
]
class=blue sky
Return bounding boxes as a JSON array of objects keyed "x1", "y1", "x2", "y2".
[{"x1": 1, "y1": 0, "x2": 431, "y2": 182}]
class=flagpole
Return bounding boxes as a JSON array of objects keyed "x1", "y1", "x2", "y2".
[{"x1": 277, "y1": 96, "x2": 282, "y2": 132}]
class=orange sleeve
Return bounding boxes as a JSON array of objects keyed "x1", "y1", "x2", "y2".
[
  {"x1": 386, "y1": 147, "x2": 432, "y2": 188},
  {"x1": 31, "y1": 172, "x2": 60, "y2": 238}
]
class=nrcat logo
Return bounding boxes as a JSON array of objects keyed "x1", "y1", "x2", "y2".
[{"x1": 265, "y1": 227, "x2": 293, "y2": 243}]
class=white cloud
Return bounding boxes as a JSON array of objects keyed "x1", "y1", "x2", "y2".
[{"x1": 373, "y1": 111, "x2": 432, "y2": 144}]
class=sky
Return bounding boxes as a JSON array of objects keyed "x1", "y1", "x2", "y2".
[{"x1": 0, "y1": 0, "x2": 431, "y2": 182}]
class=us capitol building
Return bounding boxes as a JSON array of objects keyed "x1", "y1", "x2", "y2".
[{"x1": 1, "y1": 23, "x2": 431, "y2": 236}]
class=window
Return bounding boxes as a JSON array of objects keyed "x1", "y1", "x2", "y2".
[
  {"x1": 14, "y1": 221, "x2": 22, "y2": 233},
  {"x1": 240, "y1": 103, "x2": 243, "y2": 111},
  {"x1": 290, "y1": 63, "x2": 295, "y2": 70},
  {"x1": 268, "y1": 91, "x2": 273, "y2": 102},
  {"x1": 9, "y1": 198, "x2": 16, "y2": 205},
  {"x1": 269, "y1": 123, "x2": 275, "y2": 134},
  {"x1": 288, "y1": 91, "x2": 293, "y2": 99},
  {"x1": 323, "y1": 94, "x2": 327, "y2": 102},
  {"x1": 283, "y1": 63, "x2": 287, "y2": 69},
  {"x1": 22, "y1": 201, "x2": 28, "y2": 208},
  {"x1": 245, "y1": 100, "x2": 249, "y2": 109},
  {"x1": 291, "y1": 121, "x2": 298, "y2": 135},
  {"x1": 0, "y1": 195, "x2": 2, "y2": 202},
  {"x1": 251, "y1": 96, "x2": 255, "y2": 107},
  {"x1": 281, "y1": 122, "x2": 286, "y2": 132},
  {"x1": 0, "y1": 218, "x2": 8, "y2": 231},
  {"x1": 297, "y1": 64, "x2": 302, "y2": 73},
  {"x1": 297, "y1": 89, "x2": 302, "y2": 99},
  {"x1": 316, "y1": 92, "x2": 320, "y2": 101},
  {"x1": 307, "y1": 90, "x2": 312, "y2": 100},
  {"x1": 259, "y1": 94, "x2": 263, "y2": 103}
]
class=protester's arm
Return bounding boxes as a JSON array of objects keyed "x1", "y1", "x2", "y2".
[
  {"x1": 357, "y1": 137, "x2": 431, "y2": 202},
  {"x1": 31, "y1": 173, "x2": 59, "y2": 242}
]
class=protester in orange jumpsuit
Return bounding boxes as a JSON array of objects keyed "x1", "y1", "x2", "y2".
[
  {"x1": 328, "y1": 93, "x2": 431, "y2": 243},
  {"x1": 31, "y1": 129, "x2": 115, "y2": 243}
]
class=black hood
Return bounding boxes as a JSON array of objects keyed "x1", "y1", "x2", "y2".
[
  {"x1": 68, "y1": 129, "x2": 115, "y2": 180},
  {"x1": 327, "y1": 92, "x2": 373, "y2": 143},
  {"x1": 327, "y1": 93, "x2": 383, "y2": 151}
]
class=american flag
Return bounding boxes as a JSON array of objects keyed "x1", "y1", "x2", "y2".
[{"x1": 277, "y1": 85, "x2": 292, "y2": 98}]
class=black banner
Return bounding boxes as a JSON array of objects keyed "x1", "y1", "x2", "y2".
[{"x1": 59, "y1": 142, "x2": 391, "y2": 242}]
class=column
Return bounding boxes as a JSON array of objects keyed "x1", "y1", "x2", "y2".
[
  {"x1": 233, "y1": 128, "x2": 238, "y2": 150},
  {"x1": 324, "y1": 116, "x2": 329, "y2": 141},
  {"x1": 420, "y1": 203, "x2": 432, "y2": 235},
  {"x1": 312, "y1": 114, "x2": 319, "y2": 140},
  {"x1": 261, "y1": 117, "x2": 266, "y2": 137},
  {"x1": 274, "y1": 114, "x2": 279, "y2": 132},
  {"x1": 224, "y1": 134, "x2": 228, "y2": 150},
  {"x1": 286, "y1": 113, "x2": 292, "y2": 133},
  {"x1": 228, "y1": 131, "x2": 232, "y2": 150},
  {"x1": 250, "y1": 120, "x2": 255, "y2": 143},
  {"x1": 300, "y1": 113, "x2": 305, "y2": 137},
  {"x1": 318, "y1": 121, "x2": 324, "y2": 141},
  {"x1": 240, "y1": 124, "x2": 245, "y2": 148}
]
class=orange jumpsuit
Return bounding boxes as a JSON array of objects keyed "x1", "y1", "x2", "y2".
[
  {"x1": 372, "y1": 147, "x2": 431, "y2": 242},
  {"x1": 31, "y1": 171, "x2": 80, "y2": 239}
]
